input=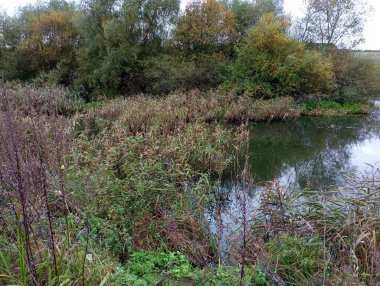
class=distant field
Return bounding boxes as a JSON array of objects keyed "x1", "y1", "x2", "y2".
[{"x1": 356, "y1": 51, "x2": 380, "y2": 62}]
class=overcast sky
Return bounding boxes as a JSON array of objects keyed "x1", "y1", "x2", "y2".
[{"x1": 1, "y1": 0, "x2": 379, "y2": 50}]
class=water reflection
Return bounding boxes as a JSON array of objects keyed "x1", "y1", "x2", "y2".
[
  {"x1": 248, "y1": 106, "x2": 380, "y2": 191},
  {"x1": 209, "y1": 103, "x2": 380, "y2": 259}
]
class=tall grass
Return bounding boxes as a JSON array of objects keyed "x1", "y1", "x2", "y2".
[
  {"x1": 71, "y1": 99, "x2": 248, "y2": 266},
  {"x1": 0, "y1": 88, "x2": 67, "y2": 284},
  {"x1": 0, "y1": 84, "x2": 109, "y2": 285},
  {"x1": 1, "y1": 83, "x2": 379, "y2": 285},
  {"x1": 79, "y1": 90, "x2": 301, "y2": 133},
  {"x1": 0, "y1": 82, "x2": 80, "y2": 116},
  {"x1": 250, "y1": 170, "x2": 380, "y2": 285},
  {"x1": 207, "y1": 158, "x2": 380, "y2": 285}
]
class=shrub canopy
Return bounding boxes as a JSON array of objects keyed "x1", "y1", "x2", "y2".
[{"x1": 223, "y1": 13, "x2": 335, "y2": 98}]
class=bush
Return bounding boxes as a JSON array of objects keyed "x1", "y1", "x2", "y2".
[
  {"x1": 266, "y1": 235, "x2": 326, "y2": 285},
  {"x1": 109, "y1": 251, "x2": 194, "y2": 285},
  {"x1": 144, "y1": 53, "x2": 227, "y2": 95},
  {"x1": 333, "y1": 51, "x2": 380, "y2": 102},
  {"x1": 223, "y1": 13, "x2": 334, "y2": 99}
]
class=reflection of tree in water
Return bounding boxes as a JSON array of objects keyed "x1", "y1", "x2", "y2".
[
  {"x1": 218, "y1": 108, "x2": 380, "y2": 198},
  {"x1": 294, "y1": 147, "x2": 352, "y2": 191},
  {"x1": 248, "y1": 113, "x2": 380, "y2": 190},
  {"x1": 210, "y1": 106, "x2": 380, "y2": 260}
]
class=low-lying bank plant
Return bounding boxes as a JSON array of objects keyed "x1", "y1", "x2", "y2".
[
  {"x1": 80, "y1": 89, "x2": 372, "y2": 131},
  {"x1": 109, "y1": 251, "x2": 194, "y2": 285},
  {"x1": 108, "y1": 250, "x2": 276, "y2": 286},
  {"x1": 71, "y1": 108, "x2": 247, "y2": 264},
  {"x1": 303, "y1": 99, "x2": 375, "y2": 116},
  {"x1": 0, "y1": 82, "x2": 81, "y2": 116},
  {"x1": 80, "y1": 90, "x2": 301, "y2": 131}
]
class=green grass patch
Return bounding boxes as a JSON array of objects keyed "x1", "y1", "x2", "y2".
[
  {"x1": 76, "y1": 100, "x2": 108, "y2": 111},
  {"x1": 302, "y1": 100, "x2": 374, "y2": 116},
  {"x1": 109, "y1": 250, "x2": 275, "y2": 286}
]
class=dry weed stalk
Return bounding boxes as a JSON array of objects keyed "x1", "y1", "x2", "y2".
[{"x1": 0, "y1": 84, "x2": 73, "y2": 285}]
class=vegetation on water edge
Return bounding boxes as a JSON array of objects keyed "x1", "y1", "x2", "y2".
[
  {"x1": 302, "y1": 100, "x2": 375, "y2": 116},
  {"x1": 108, "y1": 250, "x2": 276, "y2": 285},
  {"x1": 4, "y1": 82, "x2": 372, "y2": 127},
  {"x1": 0, "y1": 0, "x2": 379, "y2": 284},
  {"x1": 1, "y1": 84, "x2": 380, "y2": 286}
]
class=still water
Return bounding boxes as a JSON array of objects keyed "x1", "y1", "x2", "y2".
[
  {"x1": 209, "y1": 102, "x2": 380, "y2": 258},
  {"x1": 246, "y1": 101, "x2": 380, "y2": 190}
]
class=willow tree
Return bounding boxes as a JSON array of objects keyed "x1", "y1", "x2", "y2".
[
  {"x1": 227, "y1": 0, "x2": 284, "y2": 36},
  {"x1": 175, "y1": 0, "x2": 238, "y2": 54},
  {"x1": 142, "y1": 0, "x2": 238, "y2": 95},
  {"x1": 294, "y1": 0, "x2": 369, "y2": 48},
  {"x1": 0, "y1": 1, "x2": 78, "y2": 82},
  {"x1": 75, "y1": 0, "x2": 180, "y2": 95}
]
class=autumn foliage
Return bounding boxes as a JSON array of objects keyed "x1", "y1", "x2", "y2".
[
  {"x1": 0, "y1": 0, "x2": 378, "y2": 100},
  {"x1": 224, "y1": 14, "x2": 335, "y2": 98}
]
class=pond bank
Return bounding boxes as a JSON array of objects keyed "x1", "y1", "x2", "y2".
[
  {"x1": 78, "y1": 90, "x2": 375, "y2": 124},
  {"x1": 1, "y1": 84, "x2": 379, "y2": 286}
]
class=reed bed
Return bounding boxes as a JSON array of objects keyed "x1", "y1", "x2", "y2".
[{"x1": 1, "y1": 84, "x2": 379, "y2": 285}]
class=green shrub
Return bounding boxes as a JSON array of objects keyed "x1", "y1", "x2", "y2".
[
  {"x1": 110, "y1": 251, "x2": 194, "y2": 286},
  {"x1": 223, "y1": 13, "x2": 334, "y2": 98},
  {"x1": 250, "y1": 267, "x2": 275, "y2": 286},
  {"x1": 144, "y1": 53, "x2": 227, "y2": 95},
  {"x1": 109, "y1": 252, "x2": 276, "y2": 286},
  {"x1": 266, "y1": 234, "x2": 326, "y2": 285},
  {"x1": 195, "y1": 265, "x2": 275, "y2": 286},
  {"x1": 333, "y1": 52, "x2": 380, "y2": 102}
]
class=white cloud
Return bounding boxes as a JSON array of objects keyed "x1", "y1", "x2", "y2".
[{"x1": 1, "y1": 0, "x2": 39, "y2": 14}]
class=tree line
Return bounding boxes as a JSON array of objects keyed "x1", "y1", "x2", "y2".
[{"x1": 0, "y1": 0, "x2": 376, "y2": 100}]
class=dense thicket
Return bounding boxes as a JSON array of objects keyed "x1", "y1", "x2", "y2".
[
  {"x1": 223, "y1": 14, "x2": 334, "y2": 98},
  {"x1": 0, "y1": 0, "x2": 379, "y2": 101}
]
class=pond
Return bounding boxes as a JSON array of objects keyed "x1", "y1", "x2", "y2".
[
  {"x1": 247, "y1": 101, "x2": 380, "y2": 190},
  {"x1": 209, "y1": 101, "x2": 380, "y2": 260}
]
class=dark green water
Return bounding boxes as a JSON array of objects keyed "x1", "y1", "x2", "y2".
[
  {"x1": 209, "y1": 102, "x2": 380, "y2": 257},
  {"x1": 246, "y1": 102, "x2": 380, "y2": 190}
]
